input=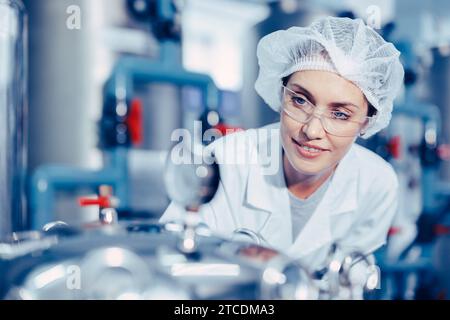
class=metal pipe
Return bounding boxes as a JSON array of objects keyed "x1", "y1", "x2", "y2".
[
  {"x1": 105, "y1": 52, "x2": 219, "y2": 110},
  {"x1": 0, "y1": 0, "x2": 27, "y2": 236}
]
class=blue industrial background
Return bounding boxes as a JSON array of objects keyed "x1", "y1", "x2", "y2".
[{"x1": 0, "y1": 0, "x2": 450, "y2": 300}]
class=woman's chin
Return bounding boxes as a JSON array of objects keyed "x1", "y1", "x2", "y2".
[{"x1": 289, "y1": 158, "x2": 326, "y2": 176}]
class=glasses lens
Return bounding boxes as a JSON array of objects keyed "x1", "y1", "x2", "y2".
[
  {"x1": 321, "y1": 117, "x2": 362, "y2": 137},
  {"x1": 282, "y1": 86, "x2": 366, "y2": 137},
  {"x1": 282, "y1": 88, "x2": 311, "y2": 122}
]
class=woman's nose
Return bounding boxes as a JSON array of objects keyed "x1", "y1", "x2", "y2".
[{"x1": 301, "y1": 116, "x2": 326, "y2": 139}]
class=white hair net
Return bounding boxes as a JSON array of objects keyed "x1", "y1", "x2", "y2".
[{"x1": 255, "y1": 16, "x2": 405, "y2": 138}]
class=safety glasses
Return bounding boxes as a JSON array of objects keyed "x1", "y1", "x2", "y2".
[{"x1": 281, "y1": 85, "x2": 375, "y2": 137}]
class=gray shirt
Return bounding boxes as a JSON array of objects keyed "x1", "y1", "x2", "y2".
[{"x1": 288, "y1": 177, "x2": 331, "y2": 241}]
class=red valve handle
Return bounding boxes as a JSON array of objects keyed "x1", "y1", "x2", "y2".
[
  {"x1": 387, "y1": 136, "x2": 401, "y2": 159},
  {"x1": 438, "y1": 144, "x2": 450, "y2": 161},
  {"x1": 126, "y1": 98, "x2": 143, "y2": 146},
  {"x1": 78, "y1": 196, "x2": 112, "y2": 208},
  {"x1": 435, "y1": 224, "x2": 450, "y2": 236}
]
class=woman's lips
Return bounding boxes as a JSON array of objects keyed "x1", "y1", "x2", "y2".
[{"x1": 291, "y1": 138, "x2": 328, "y2": 159}]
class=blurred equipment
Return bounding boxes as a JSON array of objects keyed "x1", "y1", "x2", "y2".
[
  {"x1": 164, "y1": 139, "x2": 220, "y2": 253},
  {"x1": 0, "y1": 219, "x2": 316, "y2": 300},
  {"x1": 29, "y1": 0, "x2": 220, "y2": 229},
  {"x1": 0, "y1": 0, "x2": 27, "y2": 237},
  {"x1": 363, "y1": 39, "x2": 450, "y2": 300},
  {"x1": 126, "y1": 0, "x2": 181, "y2": 41},
  {"x1": 0, "y1": 224, "x2": 379, "y2": 300}
]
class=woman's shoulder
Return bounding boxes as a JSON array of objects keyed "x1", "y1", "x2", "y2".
[
  {"x1": 208, "y1": 122, "x2": 280, "y2": 159},
  {"x1": 351, "y1": 143, "x2": 398, "y2": 189},
  {"x1": 205, "y1": 122, "x2": 281, "y2": 185}
]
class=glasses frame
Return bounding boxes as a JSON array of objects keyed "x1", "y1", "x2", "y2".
[{"x1": 281, "y1": 85, "x2": 375, "y2": 138}]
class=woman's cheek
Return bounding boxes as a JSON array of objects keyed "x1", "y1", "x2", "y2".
[{"x1": 327, "y1": 137, "x2": 355, "y2": 159}]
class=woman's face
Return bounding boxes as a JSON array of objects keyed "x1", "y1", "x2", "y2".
[{"x1": 280, "y1": 70, "x2": 369, "y2": 178}]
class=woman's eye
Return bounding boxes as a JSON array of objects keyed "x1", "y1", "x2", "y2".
[
  {"x1": 291, "y1": 96, "x2": 307, "y2": 106},
  {"x1": 332, "y1": 111, "x2": 350, "y2": 120}
]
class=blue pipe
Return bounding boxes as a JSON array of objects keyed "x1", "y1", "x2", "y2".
[
  {"x1": 393, "y1": 94, "x2": 442, "y2": 134},
  {"x1": 30, "y1": 148, "x2": 128, "y2": 229},
  {"x1": 105, "y1": 50, "x2": 219, "y2": 110}
]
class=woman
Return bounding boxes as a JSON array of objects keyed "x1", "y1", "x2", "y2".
[{"x1": 161, "y1": 17, "x2": 404, "y2": 276}]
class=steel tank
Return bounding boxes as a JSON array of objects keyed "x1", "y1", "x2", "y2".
[
  {"x1": 0, "y1": 220, "x2": 320, "y2": 300},
  {"x1": 0, "y1": 0, "x2": 27, "y2": 237}
]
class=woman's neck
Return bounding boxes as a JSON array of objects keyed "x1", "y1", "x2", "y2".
[{"x1": 283, "y1": 153, "x2": 335, "y2": 200}]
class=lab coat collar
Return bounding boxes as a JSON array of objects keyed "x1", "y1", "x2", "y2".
[{"x1": 243, "y1": 124, "x2": 359, "y2": 256}]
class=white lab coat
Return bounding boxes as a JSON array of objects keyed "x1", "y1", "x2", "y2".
[{"x1": 160, "y1": 122, "x2": 398, "y2": 274}]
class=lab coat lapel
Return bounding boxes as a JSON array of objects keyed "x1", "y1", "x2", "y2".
[
  {"x1": 243, "y1": 127, "x2": 293, "y2": 250},
  {"x1": 244, "y1": 163, "x2": 292, "y2": 250}
]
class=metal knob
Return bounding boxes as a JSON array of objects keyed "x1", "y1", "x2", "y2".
[{"x1": 99, "y1": 208, "x2": 119, "y2": 225}]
